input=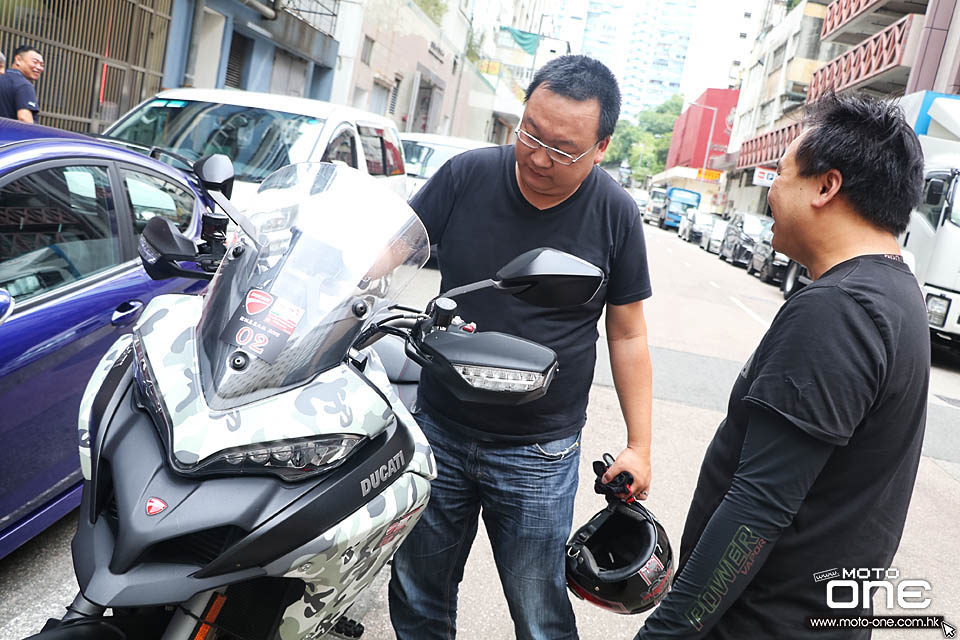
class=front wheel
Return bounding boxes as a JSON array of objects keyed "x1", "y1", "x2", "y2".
[
  {"x1": 782, "y1": 261, "x2": 801, "y2": 299},
  {"x1": 760, "y1": 261, "x2": 773, "y2": 283}
]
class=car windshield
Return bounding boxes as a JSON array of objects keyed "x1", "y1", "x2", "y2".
[
  {"x1": 105, "y1": 99, "x2": 326, "y2": 183},
  {"x1": 402, "y1": 142, "x2": 465, "y2": 179},
  {"x1": 650, "y1": 191, "x2": 666, "y2": 204},
  {"x1": 743, "y1": 215, "x2": 771, "y2": 236},
  {"x1": 196, "y1": 163, "x2": 428, "y2": 410},
  {"x1": 695, "y1": 212, "x2": 715, "y2": 225}
]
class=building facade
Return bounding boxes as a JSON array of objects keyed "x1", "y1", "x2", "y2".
[
  {"x1": 165, "y1": 1, "x2": 340, "y2": 100},
  {"x1": 654, "y1": 88, "x2": 740, "y2": 211},
  {"x1": 720, "y1": 0, "x2": 847, "y2": 215}
]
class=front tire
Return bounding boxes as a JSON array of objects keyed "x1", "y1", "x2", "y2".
[
  {"x1": 760, "y1": 261, "x2": 773, "y2": 283},
  {"x1": 782, "y1": 261, "x2": 801, "y2": 299}
]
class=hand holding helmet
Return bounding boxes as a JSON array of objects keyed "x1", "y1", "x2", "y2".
[{"x1": 565, "y1": 455, "x2": 674, "y2": 615}]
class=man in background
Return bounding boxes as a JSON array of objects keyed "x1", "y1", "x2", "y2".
[{"x1": 0, "y1": 45, "x2": 44, "y2": 122}]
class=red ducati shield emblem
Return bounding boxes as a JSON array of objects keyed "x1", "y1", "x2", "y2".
[
  {"x1": 245, "y1": 290, "x2": 274, "y2": 315},
  {"x1": 145, "y1": 497, "x2": 167, "y2": 516}
]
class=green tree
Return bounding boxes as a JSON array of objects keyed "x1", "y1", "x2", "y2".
[
  {"x1": 604, "y1": 94, "x2": 682, "y2": 179},
  {"x1": 605, "y1": 119, "x2": 641, "y2": 166},
  {"x1": 414, "y1": 0, "x2": 448, "y2": 25}
]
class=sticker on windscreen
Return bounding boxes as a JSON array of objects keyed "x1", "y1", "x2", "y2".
[{"x1": 220, "y1": 288, "x2": 304, "y2": 363}]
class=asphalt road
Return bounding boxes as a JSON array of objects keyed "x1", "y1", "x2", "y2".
[{"x1": 1, "y1": 223, "x2": 958, "y2": 639}]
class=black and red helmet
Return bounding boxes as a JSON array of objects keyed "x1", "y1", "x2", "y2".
[{"x1": 565, "y1": 461, "x2": 674, "y2": 614}]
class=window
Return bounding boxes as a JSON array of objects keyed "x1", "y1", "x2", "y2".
[
  {"x1": 370, "y1": 83, "x2": 390, "y2": 115},
  {"x1": 919, "y1": 173, "x2": 950, "y2": 228},
  {"x1": 770, "y1": 43, "x2": 786, "y2": 70},
  {"x1": 744, "y1": 11, "x2": 752, "y2": 18},
  {"x1": 121, "y1": 170, "x2": 195, "y2": 234},
  {"x1": 388, "y1": 78, "x2": 401, "y2": 115},
  {"x1": 739, "y1": 32, "x2": 748, "y2": 39},
  {"x1": 321, "y1": 126, "x2": 358, "y2": 168},
  {"x1": 0, "y1": 165, "x2": 121, "y2": 302},
  {"x1": 358, "y1": 126, "x2": 404, "y2": 177},
  {"x1": 361, "y1": 36, "x2": 374, "y2": 65}
]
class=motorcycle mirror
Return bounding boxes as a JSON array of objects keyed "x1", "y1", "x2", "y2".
[
  {"x1": 138, "y1": 217, "x2": 210, "y2": 281},
  {"x1": 194, "y1": 154, "x2": 235, "y2": 200},
  {"x1": 0, "y1": 288, "x2": 14, "y2": 326},
  {"x1": 436, "y1": 248, "x2": 604, "y2": 308},
  {"x1": 494, "y1": 248, "x2": 604, "y2": 308}
]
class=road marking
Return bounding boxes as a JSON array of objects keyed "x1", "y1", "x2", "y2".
[
  {"x1": 709, "y1": 281, "x2": 720, "y2": 289},
  {"x1": 929, "y1": 393, "x2": 950, "y2": 408},
  {"x1": 730, "y1": 296, "x2": 770, "y2": 329}
]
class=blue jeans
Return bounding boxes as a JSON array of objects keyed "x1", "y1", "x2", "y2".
[{"x1": 389, "y1": 409, "x2": 581, "y2": 640}]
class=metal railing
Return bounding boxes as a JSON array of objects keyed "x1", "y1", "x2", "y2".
[
  {"x1": 282, "y1": 0, "x2": 338, "y2": 37},
  {"x1": 821, "y1": 0, "x2": 885, "y2": 40},
  {"x1": 736, "y1": 121, "x2": 803, "y2": 170},
  {"x1": 807, "y1": 13, "x2": 915, "y2": 103},
  {"x1": 0, "y1": 0, "x2": 172, "y2": 133}
]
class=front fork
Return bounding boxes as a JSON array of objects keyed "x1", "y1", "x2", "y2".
[{"x1": 160, "y1": 589, "x2": 225, "y2": 640}]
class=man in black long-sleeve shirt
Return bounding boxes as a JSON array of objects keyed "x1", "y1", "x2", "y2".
[{"x1": 636, "y1": 93, "x2": 930, "y2": 639}]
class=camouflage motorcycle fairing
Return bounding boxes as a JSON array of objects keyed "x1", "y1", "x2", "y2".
[
  {"x1": 78, "y1": 334, "x2": 133, "y2": 481},
  {"x1": 133, "y1": 295, "x2": 397, "y2": 467},
  {"x1": 360, "y1": 345, "x2": 437, "y2": 481},
  {"x1": 273, "y1": 471, "x2": 431, "y2": 639}
]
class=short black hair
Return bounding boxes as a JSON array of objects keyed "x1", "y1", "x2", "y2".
[
  {"x1": 13, "y1": 44, "x2": 39, "y2": 60},
  {"x1": 795, "y1": 92, "x2": 924, "y2": 235},
  {"x1": 525, "y1": 55, "x2": 621, "y2": 140}
]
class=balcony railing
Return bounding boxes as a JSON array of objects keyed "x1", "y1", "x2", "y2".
[
  {"x1": 283, "y1": 0, "x2": 339, "y2": 37},
  {"x1": 807, "y1": 13, "x2": 919, "y2": 103},
  {"x1": 821, "y1": 0, "x2": 925, "y2": 44},
  {"x1": 736, "y1": 121, "x2": 803, "y2": 170}
]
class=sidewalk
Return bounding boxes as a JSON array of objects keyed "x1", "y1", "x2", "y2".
[{"x1": 356, "y1": 383, "x2": 959, "y2": 639}]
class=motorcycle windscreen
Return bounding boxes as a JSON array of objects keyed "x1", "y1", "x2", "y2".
[{"x1": 196, "y1": 163, "x2": 429, "y2": 411}]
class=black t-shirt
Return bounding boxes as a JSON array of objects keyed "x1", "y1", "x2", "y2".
[
  {"x1": 677, "y1": 255, "x2": 930, "y2": 638},
  {"x1": 0, "y1": 69, "x2": 39, "y2": 119},
  {"x1": 409, "y1": 145, "x2": 651, "y2": 443}
]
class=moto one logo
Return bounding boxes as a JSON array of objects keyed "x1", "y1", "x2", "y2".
[
  {"x1": 361, "y1": 451, "x2": 405, "y2": 496},
  {"x1": 826, "y1": 568, "x2": 931, "y2": 609}
]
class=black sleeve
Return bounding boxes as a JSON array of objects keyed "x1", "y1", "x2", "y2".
[
  {"x1": 635, "y1": 406, "x2": 834, "y2": 639},
  {"x1": 744, "y1": 287, "x2": 886, "y2": 445},
  {"x1": 606, "y1": 208, "x2": 652, "y2": 305},
  {"x1": 13, "y1": 82, "x2": 38, "y2": 113},
  {"x1": 407, "y1": 158, "x2": 457, "y2": 251}
]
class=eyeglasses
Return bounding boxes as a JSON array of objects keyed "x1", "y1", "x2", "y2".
[{"x1": 514, "y1": 125, "x2": 601, "y2": 166}]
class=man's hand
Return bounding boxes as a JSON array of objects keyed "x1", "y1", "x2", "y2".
[{"x1": 602, "y1": 445, "x2": 651, "y2": 500}]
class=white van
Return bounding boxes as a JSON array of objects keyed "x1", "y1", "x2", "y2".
[
  {"x1": 104, "y1": 88, "x2": 408, "y2": 204},
  {"x1": 400, "y1": 132, "x2": 495, "y2": 199}
]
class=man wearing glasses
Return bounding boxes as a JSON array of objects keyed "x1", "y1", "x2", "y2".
[{"x1": 390, "y1": 55, "x2": 653, "y2": 639}]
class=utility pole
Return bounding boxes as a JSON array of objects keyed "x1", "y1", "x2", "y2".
[{"x1": 691, "y1": 101, "x2": 718, "y2": 184}]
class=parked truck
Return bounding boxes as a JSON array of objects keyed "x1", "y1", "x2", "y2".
[
  {"x1": 780, "y1": 91, "x2": 960, "y2": 353},
  {"x1": 659, "y1": 187, "x2": 701, "y2": 230},
  {"x1": 899, "y1": 91, "x2": 960, "y2": 349}
]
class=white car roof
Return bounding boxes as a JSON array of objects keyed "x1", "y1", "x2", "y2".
[
  {"x1": 154, "y1": 88, "x2": 399, "y2": 129},
  {"x1": 399, "y1": 132, "x2": 495, "y2": 149}
]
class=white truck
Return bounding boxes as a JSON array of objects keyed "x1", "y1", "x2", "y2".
[{"x1": 899, "y1": 91, "x2": 960, "y2": 348}]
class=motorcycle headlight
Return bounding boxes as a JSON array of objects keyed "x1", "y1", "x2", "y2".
[
  {"x1": 926, "y1": 294, "x2": 950, "y2": 328},
  {"x1": 191, "y1": 433, "x2": 367, "y2": 481},
  {"x1": 453, "y1": 364, "x2": 545, "y2": 393}
]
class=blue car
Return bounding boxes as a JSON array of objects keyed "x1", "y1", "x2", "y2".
[{"x1": 0, "y1": 119, "x2": 210, "y2": 559}]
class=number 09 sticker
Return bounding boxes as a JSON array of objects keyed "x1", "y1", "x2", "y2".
[{"x1": 220, "y1": 288, "x2": 305, "y2": 363}]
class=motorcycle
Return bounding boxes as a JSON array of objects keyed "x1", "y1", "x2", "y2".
[{"x1": 29, "y1": 157, "x2": 604, "y2": 640}]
